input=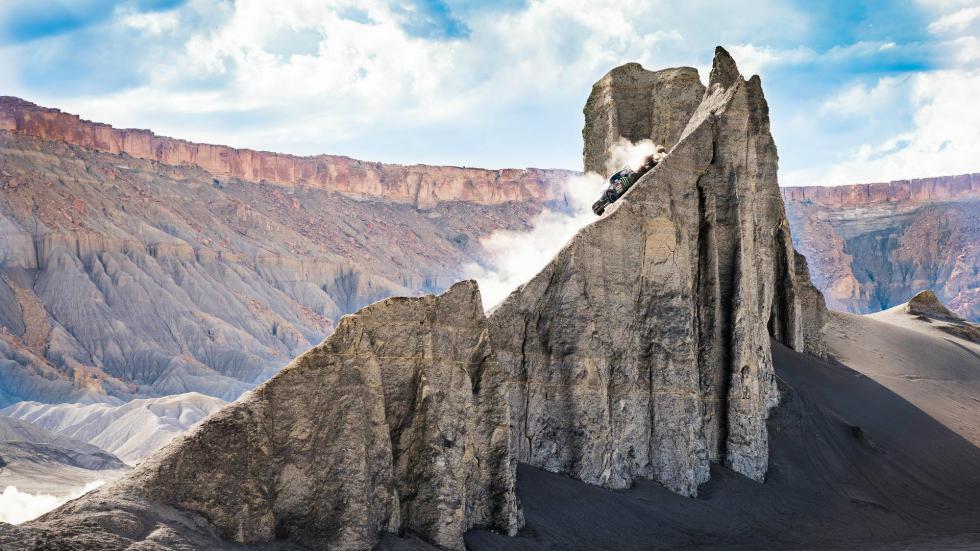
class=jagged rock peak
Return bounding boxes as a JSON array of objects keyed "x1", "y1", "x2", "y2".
[
  {"x1": 708, "y1": 46, "x2": 742, "y2": 90},
  {"x1": 490, "y1": 46, "x2": 827, "y2": 497},
  {"x1": 13, "y1": 280, "x2": 521, "y2": 550}
]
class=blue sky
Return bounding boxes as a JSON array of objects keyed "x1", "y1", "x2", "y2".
[{"x1": 1, "y1": 0, "x2": 979, "y2": 185}]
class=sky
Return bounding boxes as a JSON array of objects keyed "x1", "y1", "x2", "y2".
[{"x1": 0, "y1": 0, "x2": 979, "y2": 186}]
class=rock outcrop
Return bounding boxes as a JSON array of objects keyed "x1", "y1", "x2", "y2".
[
  {"x1": 0, "y1": 97, "x2": 573, "y2": 209},
  {"x1": 582, "y1": 63, "x2": 705, "y2": 174},
  {"x1": 489, "y1": 48, "x2": 826, "y2": 496},
  {"x1": 4, "y1": 281, "x2": 520, "y2": 550},
  {"x1": 906, "y1": 289, "x2": 960, "y2": 320},
  {"x1": 902, "y1": 290, "x2": 980, "y2": 344},
  {"x1": 783, "y1": 174, "x2": 980, "y2": 322}
]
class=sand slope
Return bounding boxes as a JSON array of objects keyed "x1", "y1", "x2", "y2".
[
  {"x1": 0, "y1": 416, "x2": 127, "y2": 494},
  {"x1": 827, "y1": 306, "x2": 980, "y2": 446},
  {"x1": 463, "y1": 340, "x2": 980, "y2": 550}
]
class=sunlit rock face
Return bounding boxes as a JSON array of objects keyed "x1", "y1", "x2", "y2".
[
  {"x1": 489, "y1": 47, "x2": 826, "y2": 497},
  {"x1": 582, "y1": 63, "x2": 705, "y2": 175},
  {"x1": 782, "y1": 175, "x2": 980, "y2": 322}
]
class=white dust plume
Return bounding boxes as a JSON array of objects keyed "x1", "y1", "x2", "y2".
[
  {"x1": 467, "y1": 139, "x2": 666, "y2": 310},
  {"x1": 0, "y1": 480, "x2": 105, "y2": 525},
  {"x1": 465, "y1": 172, "x2": 605, "y2": 310},
  {"x1": 605, "y1": 138, "x2": 665, "y2": 174}
]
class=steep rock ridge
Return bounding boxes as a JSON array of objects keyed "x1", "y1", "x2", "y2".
[
  {"x1": 0, "y1": 130, "x2": 555, "y2": 405},
  {"x1": 783, "y1": 174, "x2": 980, "y2": 321},
  {"x1": 489, "y1": 48, "x2": 826, "y2": 496},
  {"x1": 0, "y1": 97, "x2": 573, "y2": 209},
  {"x1": 583, "y1": 63, "x2": 705, "y2": 174},
  {"x1": 6, "y1": 282, "x2": 520, "y2": 550}
]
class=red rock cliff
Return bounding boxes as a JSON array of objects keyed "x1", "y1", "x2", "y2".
[
  {"x1": 0, "y1": 96, "x2": 574, "y2": 208},
  {"x1": 781, "y1": 174, "x2": 980, "y2": 322},
  {"x1": 781, "y1": 173, "x2": 980, "y2": 207}
]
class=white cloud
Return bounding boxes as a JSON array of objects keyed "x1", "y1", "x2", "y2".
[
  {"x1": 1, "y1": 0, "x2": 818, "y2": 169},
  {"x1": 784, "y1": 68, "x2": 980, "y2": 186},
  {"x1": 928, "y1": 4, "x2": 980, "y2": 32},
  {"x1": 120, "y1": 11, "x2": 180, "y2": 34},
  {"x1": 726, "y1": 44, "x2": 814, "y2": 77},
  {"x1": 0, "y1": 481, "x2": 105, "y2": 525},
  {"x1": 780, "y1": 2, "x2": 980, "y2": 186},
  {"x1": 818, "y1": 76, "x2": 909, "y2": 116}
]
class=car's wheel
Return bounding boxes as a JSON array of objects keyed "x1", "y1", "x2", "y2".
[{"x1": 592, "y1": 200, "x2": 606, "y2": 216}]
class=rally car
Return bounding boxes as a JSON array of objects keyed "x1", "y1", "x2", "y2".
[{"x1": 591, "y1": 150, "x2": 663, "y2": 216}]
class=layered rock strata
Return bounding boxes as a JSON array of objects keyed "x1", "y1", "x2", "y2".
[
  {"x1": 489, "y1": 48, "x2": 826, "y2": 496},
  {"x1": 0, "y1": 129, "x2": 554, "y2": 406},
  {"x1": 0, "y1": 97, "x2": 572, "y2": 209},
  {"x1": 782, "y1": 175, "x2": 980, "y2": 322}
]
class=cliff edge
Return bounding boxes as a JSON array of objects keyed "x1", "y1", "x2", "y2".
[{"x1": 0, "y1": 97, "x2": 573, "y2": 209}]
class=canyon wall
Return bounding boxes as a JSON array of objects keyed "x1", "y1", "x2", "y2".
[
  {"x1": 0, "y1": 96, "x2": 573, "y2": 209},
  {"x1": 783, "y1": 175, "x2": 980, "y2": 321},
  {"x1": 0, "y1": 129, "x2": 551, "y2": 407}
]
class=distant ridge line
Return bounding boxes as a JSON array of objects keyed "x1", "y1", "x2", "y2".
[{"x1": 0, "y1": 96, "x2": 574, "y2": 209}]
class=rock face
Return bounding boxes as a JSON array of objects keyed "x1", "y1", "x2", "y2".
[
  {"x1": 582, "y1": 63, "x2": 705, "y2": 174},
  {"x1": 488, "y1": 48, "x2": 826, "y2": 496},
  {"x1": 902, "y1": 290, "x2": 980, "y2": 344},
  {"x1": 0, "y1": 126, "x2": 563, "y2": 406},
  {"x1": 8, "y1": 281, "x2": 520, "y2": 550},
  {"x1": 783, "y1": 175, "x2": 980, "y2": 321},
  {"x1": 0, "y1": 97, "x2": 572, "y2": 209},
  {"x1": 906, "y1": 289, "x2": 959, "y2": 319}
]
